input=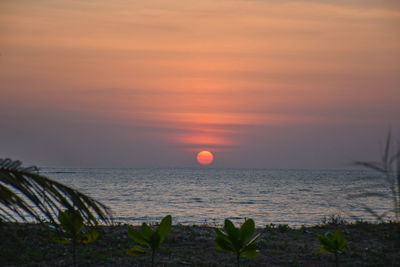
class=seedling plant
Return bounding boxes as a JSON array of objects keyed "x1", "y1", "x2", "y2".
[
  {"x1": 127, "y1": 215, "x2": 172, "y2": 267},
  {"x1": 215, "y1": 218, "x2": 260, "y2": 267},
  {"x1": 317, "y1": 229, "x2": 348, "y2": 267},
  {"x1": 51, "y1": 209, "x2": 99, "y2": 267}
]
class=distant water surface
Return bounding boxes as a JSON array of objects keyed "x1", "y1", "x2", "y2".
[{"x1": 42, "y1": 168, "x2": 391, "y2": 226}]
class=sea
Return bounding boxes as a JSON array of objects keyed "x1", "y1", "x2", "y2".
[{"x1": 42, "y1": 168, "x2": 392, "y2": 227}]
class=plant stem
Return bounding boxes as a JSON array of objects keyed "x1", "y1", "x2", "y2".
[
  {"x1": 151, "y1": 249, "x2": 155, "y2": 267},
  {"x1": 335, "y1": 252, "x2": 339, "y2": 267},
  {"x1": 72, "y1": 238, "x2": 77, "y2": 267}
]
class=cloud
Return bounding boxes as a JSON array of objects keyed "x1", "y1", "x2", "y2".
[{"x1": 0, "y1": 0, "x2": 399, "y2": 167}]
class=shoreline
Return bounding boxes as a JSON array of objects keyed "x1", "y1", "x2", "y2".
[{"x1": 1, "y1": 220, "x2": 399, "y2": 266}]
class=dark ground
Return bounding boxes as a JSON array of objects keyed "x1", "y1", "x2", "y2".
[{"x1": 1, "y1": 220, "x2": 399, "y2": 266}]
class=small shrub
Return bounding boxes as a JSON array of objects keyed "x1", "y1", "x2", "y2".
[
  {"x1": 321, "y1": 214, "x2": 346, "y2": 226},
  {"x1": 278, "y1": 224, "x2": 290, "y2": 232},
  {"x1": 126, "y1": 215, "x2": 172, "y2": 267},
  {"x1": 317, "y1": 229, "x2": 348, "y2": 267},
  {"x1": 215, "y1": 218, "x2": 261, "y2": 267},
  {"x1": 51, "y1": 209, "x2": 99, "y2": 267},
  {"x1": 265, "y1": 223, "x2": 275, "y2": 231}
]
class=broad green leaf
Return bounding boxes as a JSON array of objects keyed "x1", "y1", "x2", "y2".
[
  {"x1": 71, "y1": 211, "x2": 84, "y2": 228},
  {"x1": 333, "y1": 229, "x2": 345, "y2": 244},
  {"x1": 58, "y1": 210, "x2": 84, "y2": 236},
  {"x1": 126, "y1": 245, "x2": 146, "y2": 256},
  {"x1": 317, "y1": 230, "x2": 348, "y2": 255},
  {"x1": 128, "y1": 227, "x2": 148, "y2": 244},
  {"x1": 224, "y1": 219, "x2": 239, "y2": 240},
  {"x1": 51, "y1": 234, "x2": 71, "y2": 244},
  {"x1": 58, "y1": 211, "x2": 73, "y2": 234},
  {"x1": 141, "y1": 223, "x2": 154, "y2": 240},
  {"x1": 241, "y1": 249, "x2": 259, "y2": 258},
  {"x1": 318, "y1": 245, "x2": 331, "y2": 253},
  {"x1": 157, "y1": 215, "x2": 172, "y2": 242},
  {"x1": 149, "y1": 232, "x2": 161, "y2": 250},
  {"x1": 216, "y1": 236, "x2": 234, "y2": 252},
  {"x1": 240, "y1": 219, "x2": 255, "y2": 244},
  {"x1": 224, "y1": 219, "x2": 241, "y2": 250},
  {"x1": 333, "y1": 239, "x2": 339, "y2": 250},
  {"x1": 214, "y1": 228, "x2": 230, "y2": 243},
  {"x1": 81, "y1": 230, "x2": 99, "y2": 244},
  {"x1": 241, "y1": 242, "x2": 259, "y2": 258},
  {"x1": 318, "y1": 238, "x2": 332, "y2": 252}
]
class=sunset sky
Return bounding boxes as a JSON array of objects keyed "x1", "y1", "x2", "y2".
[{"x1": 1, "y1": 0, "x2": 399, "y2": 168}]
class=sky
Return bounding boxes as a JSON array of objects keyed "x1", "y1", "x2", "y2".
[{"x1": 1, "y1": 0, "x2": 399, "y2": 168}]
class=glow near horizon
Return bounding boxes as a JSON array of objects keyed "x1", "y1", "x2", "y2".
[{"x1": 0, "y1": 0, "x2": 399, "y2": 168}]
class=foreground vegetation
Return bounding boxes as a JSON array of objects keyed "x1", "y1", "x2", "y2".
[{"x1": 1, "y1": 220, "x2": 399, "y2": 266}]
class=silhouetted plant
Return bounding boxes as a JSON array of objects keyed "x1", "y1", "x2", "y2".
[
  {"x1": 317, "y1": 229, "x2": 348, "y2": 267},
  {"x1": 348, "y1": 132, "x2": 400, "y2": 222},
  {"x1": 277, "y1": 223, "x2": 290, "y2": 232},
  {"x1": 214, "y1": 218, "x2": 260, "y2": 267},
  {"x1": 321, "y1": 214, "x2": 346, "y2": 226},
  {"x1": 0, "y1": 158, "x2": 112, "y2": 225},
  {"x1": 51, "y1": 209, "x2": 99, "y2": 267},
  {"x1": 126, "y1": 215, "x2": 172, "y2": 267}
]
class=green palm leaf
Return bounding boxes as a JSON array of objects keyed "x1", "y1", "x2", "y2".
[{"x1": 0, "y1": 158, "x2": 112, "y2": 225}]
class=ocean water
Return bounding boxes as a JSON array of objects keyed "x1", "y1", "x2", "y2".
[{"x1": 42, "y1": 168, "x2": 392, "y2": 226}]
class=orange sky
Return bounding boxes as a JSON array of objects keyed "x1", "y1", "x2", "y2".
[{"x1": 1, "y1": 0, "x2": 399, "y2": 167}]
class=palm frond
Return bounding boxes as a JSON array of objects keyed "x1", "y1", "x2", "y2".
[
  {"x1": 353, "y1": 161, "x2": 386, "y2": 174},
  {"x1": 0, "y1": 158, "x2": 112, "y2": 225},
  {"x1": 346, "y1": 192, "x2": 391, "y2": 200},
  {"x1": 351, "y1": 132, "x2": 400, "y2": 222}
]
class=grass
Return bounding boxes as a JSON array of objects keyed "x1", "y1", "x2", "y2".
[{"x1": 1, "y1": 220, "x2": 399, "y2": 266}]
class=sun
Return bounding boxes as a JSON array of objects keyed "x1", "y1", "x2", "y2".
[{"x1": 197, "y1": 151, "x2": 214, "y2": 165}]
